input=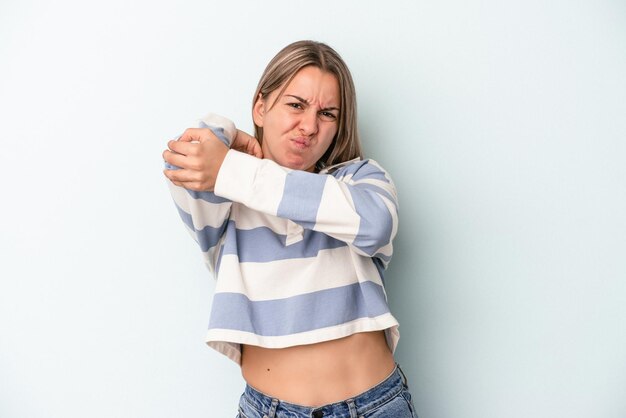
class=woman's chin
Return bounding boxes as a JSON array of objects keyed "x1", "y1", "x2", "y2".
[{"x1": 278, "y1": 156, "x2": 315, "y2": 172}]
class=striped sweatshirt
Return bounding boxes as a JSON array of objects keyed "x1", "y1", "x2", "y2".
[{"x1": 166, "y1": 113, "x2": 400, "y2": 364}]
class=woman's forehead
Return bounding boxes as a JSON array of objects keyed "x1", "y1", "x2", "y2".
[{"x1": 278, "y1": 67, "x2": 340, "y2": 106}]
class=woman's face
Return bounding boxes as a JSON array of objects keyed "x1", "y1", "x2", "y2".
[{"x1": 253, "y1": 66, "x2": 340, "y2": 172}]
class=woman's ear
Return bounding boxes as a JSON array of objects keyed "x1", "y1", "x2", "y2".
[{"x1": 252, "y1": 93, "x2": 265, "y2": 127}]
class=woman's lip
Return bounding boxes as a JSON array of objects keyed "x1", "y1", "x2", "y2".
[{"x1": 291, "y1": 137, "x2": 310, "y2": 148}]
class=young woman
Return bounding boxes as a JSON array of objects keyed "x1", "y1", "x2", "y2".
[{"x1": 163, "y1": 40, "x2": 418, "y2": 418}]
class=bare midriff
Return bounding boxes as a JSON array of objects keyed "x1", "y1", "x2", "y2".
[{"x1": 240, "y1": 330, "x2": 396, "y2": 407}]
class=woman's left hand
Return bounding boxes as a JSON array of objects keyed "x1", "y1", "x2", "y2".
[{"x1": 162, "y1": 128, "x2": 229, "y2": 191}]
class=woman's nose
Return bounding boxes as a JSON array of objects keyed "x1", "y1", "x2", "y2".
[{"x1": 298, "y1": 110, "x2": 319, "y2": 135}]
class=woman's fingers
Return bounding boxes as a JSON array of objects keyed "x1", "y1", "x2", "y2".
[
  {"x1": 166, "y1": 176, "x2": 203, "y2": 191},
  {"x1": 178, "y1": 128, "x2": 217, "y2": 143},
  {"x1": 163, "y1": 167, "x2": 206, "y2": 186},
  {"x1": 163, "y1": 127, "x2": 228, "y2": 192},
  {"x1": 164, "y1": 167, "x2": 189, "y2": 183},
  {"x1": 163, "y1": 148, "x2": 189, "y2": 168},
  {"x1": 167, "y1": 127, "x2": 218, "y2": 156},
  {"x1": 167, "y1": 139, "x2": 198, "y2": 156},
  {"x1": 250, "y1": 141, "x2": 263, "y2": 158}
]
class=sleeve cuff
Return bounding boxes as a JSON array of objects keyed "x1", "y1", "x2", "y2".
[{"x1": 197, "y1": 113, "x2": 237, "y2": 147}]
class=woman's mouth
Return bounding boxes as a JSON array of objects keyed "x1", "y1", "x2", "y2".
[{"x1": 291, "y1": 137, "x2": 310, "y2": 149}]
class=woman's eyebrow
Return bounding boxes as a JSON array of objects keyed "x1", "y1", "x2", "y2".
[
  {"x1": 285, "y1": 94, "x2": 308, "y2": 104},
  {"x1": 285, "y1": 95, "x2": 339, "y2": 112}
]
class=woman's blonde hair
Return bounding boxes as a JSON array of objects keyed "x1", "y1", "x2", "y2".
[{"x1": 252, "y1": 40, "x2": 363, "y2": 170}]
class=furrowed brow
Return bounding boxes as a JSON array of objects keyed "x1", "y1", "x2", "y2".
[
  {"x1": 285, "y1": 95, "x2": 309, "y2": 105},
  {"x1": 285, "y1": 95, "x2": 339, "y2": 112}
]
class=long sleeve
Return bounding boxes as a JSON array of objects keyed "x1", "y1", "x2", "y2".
[
  {"x1": 165, "y1": 114, "x2": 237, "y2": 276},
  {"x1": 214, "y1": 150, "x2": 398, "y2": 267}
]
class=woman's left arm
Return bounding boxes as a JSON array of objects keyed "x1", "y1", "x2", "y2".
[{"x1": 214, "y1": 150, "x2": 398, "y2": 267}]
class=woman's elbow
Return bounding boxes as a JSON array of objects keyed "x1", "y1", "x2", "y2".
[{"x1": 351, "y1": 210, "x2": 396, "y2": 256}]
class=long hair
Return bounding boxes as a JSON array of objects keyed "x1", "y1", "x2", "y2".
[{"x1": 252, "y1": 40, "x2": 363, "y2": 169}]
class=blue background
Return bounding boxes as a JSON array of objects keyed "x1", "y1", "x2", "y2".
[{"x1": 1, "y1": 1, "x2": 625, "y2": 417}]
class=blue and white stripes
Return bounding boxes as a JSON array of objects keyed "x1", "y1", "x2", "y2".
[
  {"x1": 214, "y1": 151, "x2": 398, "y2": 264},
  {"x1": 166, "y1": 113, "x2": 400, "y2": 364}
]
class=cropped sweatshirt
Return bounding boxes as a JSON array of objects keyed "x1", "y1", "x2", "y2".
[{"x1": 166, "y1": 113, "x2": 400, "y2": 364}]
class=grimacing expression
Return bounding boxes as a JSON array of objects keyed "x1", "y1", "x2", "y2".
[{"x1": 253, "y1": 66, "x2": 340, "y2": 172}]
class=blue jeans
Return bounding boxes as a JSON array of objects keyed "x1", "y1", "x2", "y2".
[{"x1": 236, "y1": 363, "x2": 418, "y2": 418}]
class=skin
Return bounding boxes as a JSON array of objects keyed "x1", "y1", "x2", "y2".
[
  {"x1": 241, "y1": 332, "x2": 396, "y2": 407},
  {"x1": 253, "y1": 65, "x2": 340, "y2": 172},
  {"x1": 163, "y1": 67, "x2": 395, "y2": 406}
]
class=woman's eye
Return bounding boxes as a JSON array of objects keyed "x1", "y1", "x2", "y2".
[
  {"x1": 320, "y1": 111, "x2": 337, "y2": 121},
  {"x1": 288, "y1": 103, "x2": 303, "y2": 109}
]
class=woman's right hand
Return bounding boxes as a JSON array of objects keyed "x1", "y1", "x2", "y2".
[{"x1": 232, "y1": 129, "x2": 263, "y2": 159}]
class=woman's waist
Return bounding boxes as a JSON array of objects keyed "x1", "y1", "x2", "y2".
[{"x1": 240, "y1": 331, "x2": 396, "y2": 407}]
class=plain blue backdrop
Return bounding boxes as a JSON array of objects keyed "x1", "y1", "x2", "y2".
[{"x1": 1, "y1": 1, "x2": 625, "y2": 417}]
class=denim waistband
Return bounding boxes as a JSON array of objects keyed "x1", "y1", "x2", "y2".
[{"x1": 242, "y1": 362, "x2": 409, "y2": 417}]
